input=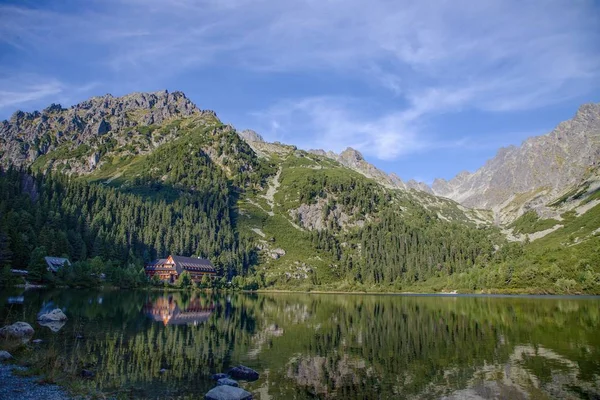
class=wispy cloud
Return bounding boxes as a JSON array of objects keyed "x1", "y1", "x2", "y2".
[
  {"x1": 0, "y1": 0, "x2": 598, "y2": 158},
  {"x1": 0, "y1": 73, "x2": 100, "y2": 114},
  {"x1": 0, "y1": 75, "x2": 64, "y2": 110}
]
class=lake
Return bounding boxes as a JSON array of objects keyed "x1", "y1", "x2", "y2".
[{"x1": 1, "y1": 289, "x2": 599, "y2": 399}]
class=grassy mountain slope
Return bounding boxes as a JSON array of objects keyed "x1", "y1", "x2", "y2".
[{"x1": 1, "y1": 91, "x2": 599, "y2": 293}]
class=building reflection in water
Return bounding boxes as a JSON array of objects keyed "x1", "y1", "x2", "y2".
[{"x1": 143, "y1": 294, "x2": 215, "y2": 326}]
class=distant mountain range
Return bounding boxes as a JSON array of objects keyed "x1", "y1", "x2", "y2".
[{"x1": 1, "y1": 90, "x2": 598, "y2": 293}]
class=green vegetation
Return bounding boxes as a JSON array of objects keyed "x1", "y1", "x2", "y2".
[
  {"x1": 508, "y1": 210, "x2": 560, "y2": 234},
  {"x1": 1, "y1": 111, "x2": 599, "y2": 294}
]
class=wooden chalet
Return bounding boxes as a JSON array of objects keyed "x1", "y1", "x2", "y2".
[
  {"x1": 144, "y1": 255, "x2": 216, "y2": 283},
  {"x1": 44, "y1": 257, "x2": 71, "y2": 273}
]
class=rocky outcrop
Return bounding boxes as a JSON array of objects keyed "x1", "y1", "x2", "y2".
[
  {"x1": 432, "y1": 103, "x2": 600, "y2": 217},
  {"x1": 37, "y1": 309, "x2": 67, "y2": 322},
  {"x1": 238, "y1": 129, "x2": 264, "y2": 143},
  {"x1": 0, "y1": 90, "x2": 209, "y2": 171},
  {"x1": 309, "y1": 147, "x2": 435, "y2": 193},
  {"x1": 0, "y1": 322, "x2": 34, "y2": 340}
]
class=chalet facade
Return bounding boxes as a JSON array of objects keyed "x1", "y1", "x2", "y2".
[
  {"x1": 44, "y1": 257, "x2": 71, "y2": 273},
  {"x1": 145, "y1": 255, "x2": 216, "y2": 283}
]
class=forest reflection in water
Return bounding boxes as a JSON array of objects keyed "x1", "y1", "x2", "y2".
[{"x1": 1, "y1": 289, "x2": 599, "y2": 399}]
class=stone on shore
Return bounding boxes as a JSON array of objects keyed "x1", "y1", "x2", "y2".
[
  {"x1": 205, "y1": 385, "x2": 252, "y2": 400},
  {"x1": 217, "y1": 377, "x2": 239, "y2": 387},
  {"x1": 212, "y1": 373, "x2": 229, "y2": 381},
  {"x1": 0, "y1": 322, "x2": 35, "y2": 340},
  {"x1": 37, "y1": 309, "x2": 67, "y2": 322},
  {"x1": 0, "y1": 351, "x2": 12, "y2": 361},
  {"x1": 227, "y1": 365, "x2": 259, "y2": 382}
]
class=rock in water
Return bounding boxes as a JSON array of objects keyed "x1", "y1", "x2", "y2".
[
  {"x1": 205, "y1": 385, "x2": 252, "y2": 400},
  {"x1": 38, "y1": 309, "x2": 68, "y2": 322},
  {"x1": 39, "y1": 320, "x2": 67, "y2": 332},
  {"x1": 217, "y1": 378, "x2": 239, "y2": 387},
  {"x1": 0, "y1": 322, "x2": 34, "y2": 340},
  {"x1": 227, "y1": 365, "x2": 259, "y2": 381},
  {"x1": 0, "y1": 351, "x2": 12, "y2": 361},
  {"x1": 212, "y1": 373, "x2": 229, "y2": 381}
]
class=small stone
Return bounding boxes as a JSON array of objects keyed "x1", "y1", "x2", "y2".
[
  {"x1": 0, "y1": 350, "x2": 12, "y2": 361},
  {"x1": 205, "y1": 385, "x2": 252, "y2": 400},
  {"x1": 212, "y1": 373, "x2": 229, "y2": 381},
  {"x1": 217, "y1": 378, "x2": 239, "y2": 387},
  {"x1": 227, "y1": 365, "x2": 259, "y2": 382}
]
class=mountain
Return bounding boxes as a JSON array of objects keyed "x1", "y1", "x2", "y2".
[
  {"x1": 0, "y1": 91, "x2": 599, "y2": 294},
  {"x1": 432, "y1": 103, "x2": 600, "y2": 223}
]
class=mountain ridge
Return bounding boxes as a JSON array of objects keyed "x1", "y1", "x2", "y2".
[{"x1": 431, "y1": 102, "x2": 600, "y2": 223}]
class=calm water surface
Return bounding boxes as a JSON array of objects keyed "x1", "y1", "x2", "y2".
[{"x1": 1, "y1": 289, "x2": 599, "y2": 399}]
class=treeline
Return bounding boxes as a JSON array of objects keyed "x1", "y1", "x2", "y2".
[
  {"x1": 311, "y1": 208, "x2": 497, "y2": 286},
  {"x1": 0, "y1": 167, "x2": 255, "y2": 283}
]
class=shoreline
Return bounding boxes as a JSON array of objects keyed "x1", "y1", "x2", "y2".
[
  {"x1": 0, "y1": 363, "x2": 71, "y2": 400},
  {"x1": 253, "y1": 289, "x2": 600, "y2": 297}
]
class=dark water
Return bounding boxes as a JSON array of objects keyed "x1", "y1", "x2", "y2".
[{"x1": 1, "y1": 289, "x2": 599, "y2": 399}]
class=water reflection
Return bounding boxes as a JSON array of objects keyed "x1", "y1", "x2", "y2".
[
  {"x1": 143, "y1": 293, "x2": 215, "y2": 326},
  {"x1": 0, "y1": 290, "x2": 599, "y2": 399}
]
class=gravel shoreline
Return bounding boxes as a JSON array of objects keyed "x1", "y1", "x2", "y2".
[{"x1": 0, "y1": 364, "x2": 71, "y2": 400}]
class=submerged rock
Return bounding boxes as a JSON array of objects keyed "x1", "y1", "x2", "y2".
[
  {"x1": 0, "y1": 351, "x2": 12, "y2": 361},
  {"x1": 205, "y1": 385, "x2": 252, "y2": 400},
  {"x1": 38, "y1": 320, "x2": 67, "y2": 333},
  {"x1": 38, "y1": 309, "x2": 67, "y2": 322},
  {"x1": 217, "y1": 378, "x2": 239, "y2": 387},
  {"x1": 0, "y1": 322, "x2": 34, "y2": 340},
  {"x1": 227, "y1": 365, "x2": 259, "y2": 381}
]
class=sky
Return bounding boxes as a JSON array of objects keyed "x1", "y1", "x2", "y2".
[{"x1": 1, "y1": 0, "x2": 599, "y2": 183}]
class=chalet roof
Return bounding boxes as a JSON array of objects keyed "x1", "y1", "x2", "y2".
[
  {"x1": 170, "y1": 255, "x2": 215, "y2": 274},
  {"x1": 44, "y1": 257, "x2": 71, "y2": 272}
]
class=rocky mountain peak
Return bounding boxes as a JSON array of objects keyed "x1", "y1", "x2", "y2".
[
  {"x1": 0, "y1": 90, "x2": 212, "y2": 168},
  {"x1": 338, "y1": 147, "x2": 364, "y2": 164},
  {"x1": 239, "y1": 129, "x2": 264, "y2": 143},
  {"x1": 431, "y1": 102, "x2": 600, "y2": 222}
]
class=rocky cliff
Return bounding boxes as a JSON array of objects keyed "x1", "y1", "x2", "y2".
[{"x1": 432, "y1": 103, "x2": 600, "y2": 221}]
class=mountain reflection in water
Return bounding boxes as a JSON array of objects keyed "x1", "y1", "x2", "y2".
[
  {"x1": 143, "y1": 294, "x2": 215, "y2": 326},
  {"x1": 1, "y1": 290, "x2": 599, "y2": 399}
]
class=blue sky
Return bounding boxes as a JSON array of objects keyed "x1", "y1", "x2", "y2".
[{"x1": 1, "y1": 0, "x2": 599, "y2": 183}]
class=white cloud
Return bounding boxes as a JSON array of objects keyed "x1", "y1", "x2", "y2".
[
  {"x1": 0, "y1": 73, "x2": 100, "y2": 113},
  {"x1": 1, "y1": 0, "x2": 599, "y2": 157}
]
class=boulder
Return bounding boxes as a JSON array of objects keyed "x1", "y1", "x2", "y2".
[
  {"x1": 217, "y1": 378, "x2": 239, "y2": 387},
  {"x1": 205, "y1": 385, "x2": 252, "y2": 400},
  {"x1": 38, "y1": 309, "x2": 68, "y2": 322},
  {"x1": 212, "y1": 373, "x2": 229, "y2": 381},
  {"x1": 0, "y1": 322, "x2": 34, "y2": 340},
  {"x1": 32, "y1": 339, "x2": 43, "y2": 344},
  {"x1": 0, "y1": 350, "x2": 12, "y2": 361},
  {"x1": 227, "y1": 365, "x2": 259, "y2": 382}
]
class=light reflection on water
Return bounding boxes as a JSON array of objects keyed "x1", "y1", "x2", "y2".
[{"x1": 1, "y1": 289, "x2": 599, "y2": 399}]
